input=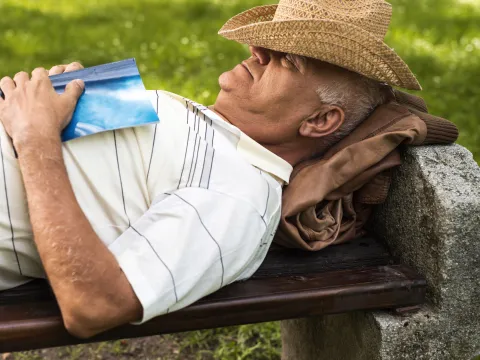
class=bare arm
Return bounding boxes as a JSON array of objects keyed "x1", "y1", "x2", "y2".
[{"x1": 0, "y1": 65, "x2": 142, "y2": 338}]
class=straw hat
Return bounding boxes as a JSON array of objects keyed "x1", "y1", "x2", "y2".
[{"x1": 218, "y1": 0, "x2": 421, "y2": 90}]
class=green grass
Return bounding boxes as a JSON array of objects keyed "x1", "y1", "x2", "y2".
[
  {"x1": 0, "y1": 0, "x2": 479, "y2": 160},
  {"x1": 1, "y1": 0, "x2": 479, "y2": 359},
  {"x1": 176, "y1": 323, "x2": 281, "y2": 360}
]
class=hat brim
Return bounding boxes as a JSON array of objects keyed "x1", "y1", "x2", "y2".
[{"x1": 218, "y1": 5, "x2": 422, "y2": 91}]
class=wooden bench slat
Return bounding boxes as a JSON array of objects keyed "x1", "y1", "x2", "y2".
[
  {"x1": 0, "y1": 236, "x2": 391, "y2": 306},
  {"x1": 0, "y1": 264, "x2": 425, "y2": 353},
  {"x1": 253, "y1": 236, "x2": 392, "y2": 278},
  {"x1": 0, "y1": 237, "x2": 426, "y2": 353}
]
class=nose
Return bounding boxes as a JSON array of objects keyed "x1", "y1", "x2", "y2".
[{"x1": 249, "y1": 46, "x2": 271, "y2": 65}]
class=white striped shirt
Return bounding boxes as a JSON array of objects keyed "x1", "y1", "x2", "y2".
[{"x1": 0, "y1": 90, "x2": 293, "y2": 323}]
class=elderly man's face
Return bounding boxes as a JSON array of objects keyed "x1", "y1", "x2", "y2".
[{"x1": 214, "y1": 46, "x2": 344, "y2": 151}]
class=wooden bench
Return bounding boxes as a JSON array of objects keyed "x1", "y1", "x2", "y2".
[{"x1": 0, "y1": 236, "x2": 426, "y2": 353}]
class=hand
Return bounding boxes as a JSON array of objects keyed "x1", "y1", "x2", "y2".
[{"x1": 0, "y1": 67, "x2": 85, "y2": 149}]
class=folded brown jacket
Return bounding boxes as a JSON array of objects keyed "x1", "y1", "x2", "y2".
[{"x1": 274, "y1": 90, "x2": 459, "y2": 251}]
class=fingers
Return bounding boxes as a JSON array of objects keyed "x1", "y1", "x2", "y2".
[
  {"x1": 13, "y1": 71, "x2": 30, "y2": 87},
  {"x1": 49, "y1": 62, "x2": 84, "y2": 76},
  {"x1": 0, "y1": 76, "x2": 15, "y2": 97},
  {"x1": 63, "y1": 79, "x2": 85, "y2": 103},
  {"x1": 31, "y1": 67, "x2": 49, "y2": 82},
  {"x1": 49, "y1": 65, "x2": 67, "y2": 76},
  {"x1": 65, "y1": 62, "x2": 84, "y2": 72},
  {"x1": 31, "y1": 67, "x2": 49, "y2": 78},
  {"x1": 31, "y1": 67, "x2": 54, "y2": 93}
]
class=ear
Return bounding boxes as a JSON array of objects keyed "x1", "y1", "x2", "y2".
[{"x1": 299, "y1": 105, "x2": 345, "y2": 139}]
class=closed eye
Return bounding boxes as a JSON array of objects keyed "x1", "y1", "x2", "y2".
[{"x1": 283, "y1": 54, "x2": 298, "y2": 71}]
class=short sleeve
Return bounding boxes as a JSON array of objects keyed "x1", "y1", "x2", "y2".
[{"x1": 108, "y1": 187, "x2": 267, "y2": 324}]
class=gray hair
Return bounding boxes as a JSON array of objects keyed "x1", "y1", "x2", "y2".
[
  {"x1": 292, "y1": 54, "x2": 392, "y2": 152},
  {"x1": 316, "y1": 74, "x2": 392, "y2": 149}
]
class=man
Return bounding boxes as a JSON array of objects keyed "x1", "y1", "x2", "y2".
[{"x1": 0, "y1": 0, "x2": 421, "y2": 338}]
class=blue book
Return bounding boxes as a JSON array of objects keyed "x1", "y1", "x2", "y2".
[{"x1": 0, "y1": 58, "x2": 159, "y2": 142}]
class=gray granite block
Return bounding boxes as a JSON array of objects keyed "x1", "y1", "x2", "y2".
[{"x1": 281, "y1": 145, "x2": 480, "y2": 360}]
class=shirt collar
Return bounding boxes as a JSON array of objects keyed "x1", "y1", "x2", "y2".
[
  {"x1": 205, "y1": 107, "x2": 293, "y2": 185},
  {"x1": 162, "y1": 91, "x2": 293, "y2": 185},
  {"x1": 236, "y1": 132, "x2": 292, "y2": 185}
]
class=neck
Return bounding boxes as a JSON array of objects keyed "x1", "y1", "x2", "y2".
[
  {"x1": 209, "y1": 105, "x2": 317, "y2": 167},
  {"x1": 262, "y1": 142, "x2": 317, "y2": 167}
]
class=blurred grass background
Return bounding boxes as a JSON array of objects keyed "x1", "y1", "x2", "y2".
[
  {"x1": 0, "y1": 0, "x2": 479, "y2": 161},
  {"x1": 0, "y1": 0, "x2": 479, "y2": 359}
]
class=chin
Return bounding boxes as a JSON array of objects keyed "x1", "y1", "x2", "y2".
[{"x1": 218, "y1": 71, "x2": 234, "y2": 92}]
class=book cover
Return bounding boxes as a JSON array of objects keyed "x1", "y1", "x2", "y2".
[{"x1": 0, "y1": 58, "x2": 159, "y2": 142}]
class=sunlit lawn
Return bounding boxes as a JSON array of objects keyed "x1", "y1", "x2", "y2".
[
  {"x1": 0, "y1": 0, "x2": 479, "y2": 359},
  {"x1": 1, "y1": 0, "x2": 479, "y2": 160}
]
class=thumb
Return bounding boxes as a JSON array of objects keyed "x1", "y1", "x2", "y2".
[{"x1": 63, "y1": 79, "x2": 85, "y2": 103}]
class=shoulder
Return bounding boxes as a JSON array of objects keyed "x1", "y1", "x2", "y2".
[
  {"x1": 145, "y1": 90, "x2": 189, "y2": 120},
  {"x1": 206, "y1": 148, "x2": 283, "y2": 223},
  {"x1": 141, "y1": 91, "x2": 284, "y2": 219},
  {"x1": 150, "y1": 173, "x2": 281, "y2": 242}
]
